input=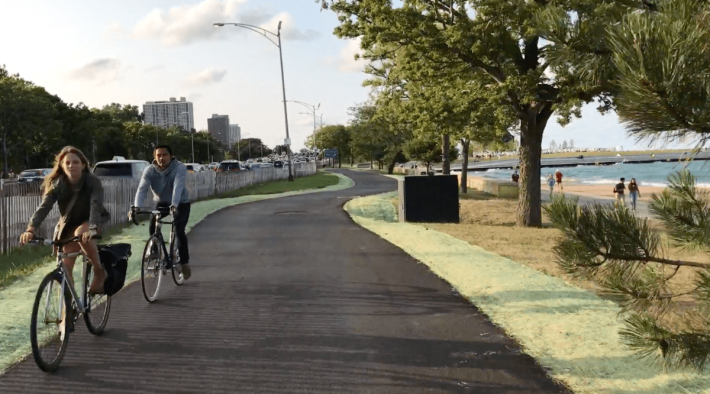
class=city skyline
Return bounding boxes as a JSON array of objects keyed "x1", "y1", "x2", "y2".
[{"x1": 0, "y1": 0, "x2": 697, "y2": 152}]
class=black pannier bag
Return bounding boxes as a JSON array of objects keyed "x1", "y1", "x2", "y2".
[{"x1": 98, "y1": 243, "x2": 132, "y2": 296}]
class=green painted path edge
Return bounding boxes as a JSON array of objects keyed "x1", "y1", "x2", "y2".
[
  {"x1": 0, "y1": 172, "x2": 354, "y2": 374},
  {"x1": 343, "y1": 191, "x2": 710, "y2": 394}
]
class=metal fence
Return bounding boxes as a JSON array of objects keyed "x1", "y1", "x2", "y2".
[{"x1": 0, "y1": 163, "x2": 316, "y2": 253}]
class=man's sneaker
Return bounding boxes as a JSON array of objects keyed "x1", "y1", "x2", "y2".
[{"x1": 181, "y1": 263, "x2": 191, "y2": 280}]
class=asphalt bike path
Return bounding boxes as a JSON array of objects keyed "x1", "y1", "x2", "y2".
[{"x1": 0, "y1": 169, "x2": 567, "y2": 393}]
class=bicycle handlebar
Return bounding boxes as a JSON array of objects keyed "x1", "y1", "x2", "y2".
[
  {"x1": 131, "y1": 207, "x2": 173, "y2": 225},
  {"x1": 28, "y1": 234, "x2": 101, "y2": 247}
]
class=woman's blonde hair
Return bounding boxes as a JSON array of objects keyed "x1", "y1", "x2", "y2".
[{"x1": 42, "y1": 146, "x2": 91, "y2": 194}]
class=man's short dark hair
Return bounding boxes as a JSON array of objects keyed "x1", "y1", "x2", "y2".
[
  {"x1": 620, "y1": 177, "x2": 625, "y2": 181},
  {"x1": 154, "y1": 145, "x2": 173, "y2": 156}
]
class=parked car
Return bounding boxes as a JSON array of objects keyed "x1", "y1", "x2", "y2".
[
  {"x1": 93, "y1": 156, "x2": 150, "y2": 181},
  {"x1": 185, "y1": 163, "x2": 205, "y2": 173},
  {"x1": 18, "y1": 168, "x2": 52, "y2": 183},
  {"x1": 273, "y1": 161, "x2": 284, "y2": 168},
  {"x1": 217, "y1": 160, "x2": 245, "y2": 172},
  {"x1": 207, "y1": 162, "x2": 219, "y2": 171}
]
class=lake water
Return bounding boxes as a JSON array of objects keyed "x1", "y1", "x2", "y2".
[{"x1": 473, "y1": 160, "x2": 710, "y2": 187}]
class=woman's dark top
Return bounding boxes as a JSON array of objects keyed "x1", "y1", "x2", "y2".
[
  {"x1": 29, "y1": 172, "x2": 110, "y2": 230},
  {"x1": 628, "y1": 183, "x2": 639, "y2": 193}
]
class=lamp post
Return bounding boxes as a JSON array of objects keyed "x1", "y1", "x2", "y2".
[
  {"x1": 289, "y1": 101, "x2": 319, "y2": 152},
  {"x1": 214, "y1": 21, "x2": 294, "y2": 181}
]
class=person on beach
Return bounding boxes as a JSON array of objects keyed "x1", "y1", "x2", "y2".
[
  {"x1": 628, "y1": 178, "x2": 641, "y2": 211},
  {"x1": 547, "y1": 174, "x2": 556, "y2": 199},
  {"x1": 613, "y1": 177, "x2": 626, "y2": 207},
  {"x1": 511, "y1": 168, "x2": 519, "y2": 183},
  {"x1": 19, "y1": 146, "x2": 110, "y2": 294},
  {"x1": 555, "y1": 169, "x2": 563, "y2": 191}
]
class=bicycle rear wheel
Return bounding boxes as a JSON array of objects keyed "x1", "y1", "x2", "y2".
[
  {"x1": 30, "y1": 272, "x2": 71, "y2": 373},
  {"x1": 83, "y1": 262, "x2": 111, "y2": 335},
  {"x1": 141, "y1": 236, "x2": 163, "y2": 302},
  {"x1": 171, "y1": 237, "x2": 184, "y2": 286}
]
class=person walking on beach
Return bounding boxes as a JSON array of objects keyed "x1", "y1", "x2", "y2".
[
  {"x1": 547, "y1": 174, "x2": 556, "y2": 199},
  {"x1": 613, "y1": 177, "x2": 626, "y2": 208},
  {"x1": 628, "y1": 178, "x2": 641, "y2": 211},
  {"x1": 554, "y1": 169, "x2": 563, "y2": 192}
]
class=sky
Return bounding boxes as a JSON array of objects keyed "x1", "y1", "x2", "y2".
[{"x1": 0, "y1": 0, "x2": 694, "y2": 152}]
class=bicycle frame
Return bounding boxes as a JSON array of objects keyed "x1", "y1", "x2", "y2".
[
  {"x1": 52, "y1": 250, "x2": 89, "y2": 315},
  {"x1": 149, "y1": 210, "x2": 177, "y2": 268}
]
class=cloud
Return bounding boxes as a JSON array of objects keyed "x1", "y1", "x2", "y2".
[
  {"x1": 68, "y1": 58, "x2": 121, "y2": 83},
  {"x1": 132, "y1": 0, "x2": 280, "y2": 47},
  {"x1": 259, "y1": 13, "x2": 320, "y2": 41},
  {"x1": 144, "y1": 65, "x2": 166, "y2": 73},
  {"x1": 186, "y1": 68, "x2": 227, "y2": 85},
  {"x1": 188, "y1": 93, "x2": 203, "y2": 101},
  {"x1": 322, "y1": 38, "x2": 367, "y2": 73},
  {"x1": 103, "y1": 22, "x2": 124, "y2": 41}
]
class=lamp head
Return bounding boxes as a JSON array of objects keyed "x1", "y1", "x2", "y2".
[
  {"x1": 213, "y1": 23, "x2": 224, "y2": 27},
  {"x1": 278, "y1": 21, "x2": 282, "y2": 31},
  {"x1": 317, "y1": 103, "x2": 321, "y2": 109}
]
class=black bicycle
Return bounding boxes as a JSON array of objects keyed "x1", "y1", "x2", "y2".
[
  {"x1": 132, "y1": 207, "x2": 184, "y2": 302},
  {"x1": 28, "y1": 235, "x2": 130, "y2": 372}
]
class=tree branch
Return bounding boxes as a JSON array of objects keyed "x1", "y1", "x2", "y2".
[{"x1": 602, "y1": 252, "x2": 710, "y2": 269}]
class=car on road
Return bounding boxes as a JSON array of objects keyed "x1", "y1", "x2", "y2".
[
  {"x1": 217, "y1": 160, "x2": 245, "y2": 172},
  {"x1": 93, "y1": 157, "x2": 150, "y2": 181},
  {"x1": 273, "y1": 161, "x2": 284, "y2": 168},
  {"x1": 18, "y1": 169, "x2": 52, "y2": 183},
  {"x1": 185, "y1": 163, "x2": 205, "y2": 173}
]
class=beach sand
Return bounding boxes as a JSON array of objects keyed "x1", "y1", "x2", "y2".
[{"x1": 557, "y1": 184, "x2": 665, "y2": 201}]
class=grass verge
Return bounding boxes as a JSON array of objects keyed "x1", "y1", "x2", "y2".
[{"x1": 209, "y1": 170, "x2": 340, "y2": 199}]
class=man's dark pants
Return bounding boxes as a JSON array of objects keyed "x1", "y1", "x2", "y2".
[{"x1": 149, "y1": 202, "x2": 190, "y2": 266}]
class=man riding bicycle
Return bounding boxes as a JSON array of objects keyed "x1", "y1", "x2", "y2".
[{"x1": 130, "y1": 145, "x2": 192, "y2": 279}]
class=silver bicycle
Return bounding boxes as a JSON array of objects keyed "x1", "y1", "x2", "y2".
[{"x1": 28, "y1": 235, "x2": 130, "y2": 372}]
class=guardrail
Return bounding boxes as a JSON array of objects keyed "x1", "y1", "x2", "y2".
[{"x1": 0, "y1": 163, "x2": 316, "y2": 253}]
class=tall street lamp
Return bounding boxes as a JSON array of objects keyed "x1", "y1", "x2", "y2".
[
  {"x1": 289, "y1": 101, "x2": 319, "y2": 152},
  {"x1": 214, "y1": 21, "x2": 294, "y2": 181}
]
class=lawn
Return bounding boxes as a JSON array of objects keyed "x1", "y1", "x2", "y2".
[
  {"x1": 424, "y1": 189, "x2": 706, "y2": 321},
  {"x1": 210, "y1": 170, "x2": 340, "y2": 199}
]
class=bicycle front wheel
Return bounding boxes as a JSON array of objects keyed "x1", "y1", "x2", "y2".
[
  {"x1": 141, "y1": 236, "x2": 163, "y2": 302},
  {"x1": 83, "y1": 263, "x2": 111, "y2": 335},
  {"x1": 30, "y1": 272, "x2": 71, "y2": 373}
]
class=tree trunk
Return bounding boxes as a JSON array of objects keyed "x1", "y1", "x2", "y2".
[
  {"x1": 441, "y1": 134, "x2": 451, "y2": 175},
  {"x1": 370, "y1": 151, "x2": 373, "y2": 169},
  {"x1": 350, "y1": 147, "x2": 354, "y2": 166},
  {"x1": 387, "y1": 151, "x2": 401, "y2": 174},
  {"x1": 517, "y1": 106, "x2": 553, "y2": 227},
  {"x1": 460, "y1": 139, "x2": 470, "y2": 193}
]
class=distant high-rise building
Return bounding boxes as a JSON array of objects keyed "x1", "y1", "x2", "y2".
[
  {"x1": 229, "y1": 124, "x2": 241, "y2": 148},
  {"x1": 208, "y1": 114, "x2": 230, "y2": 147},
  {"x1": 143, "y1": 97, "x2": 194, "y2": 131}
]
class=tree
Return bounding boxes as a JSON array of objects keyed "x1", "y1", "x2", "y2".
[
  {"x1": 316, "y1": 125, "x2": 352, "y2": 168},
  {"x1": 561, "y1": 140, "x2": 568, "y2": 150},
  {"x1": 404, "y1": 136, "x2": 458, "y2": 173},
  {"x1": 229, "y1": 138, "x2": 271, "y2": 161},
  {"x1": 326, "y1": 0, "x2": 646, "y2": 226},
  {"x1": 609, "y1": 0, "x2": 710, "y2": 144},
  {"x1": 544, "y1": 0, "x2": 710, "y2": 371},
  {"x1": 0, "y1": 73, "x2": 60, "y2": 174},
  {"x1": 569, "y1": 139, "x2": 575, "y2": 149},
  {"x1": 550, "y1": 140, "x2": 558, "y2": 151}
]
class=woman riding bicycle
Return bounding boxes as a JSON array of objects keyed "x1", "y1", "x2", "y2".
[{"x1": 19, "y1": 146, "x2": 110, "y2": 294}]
